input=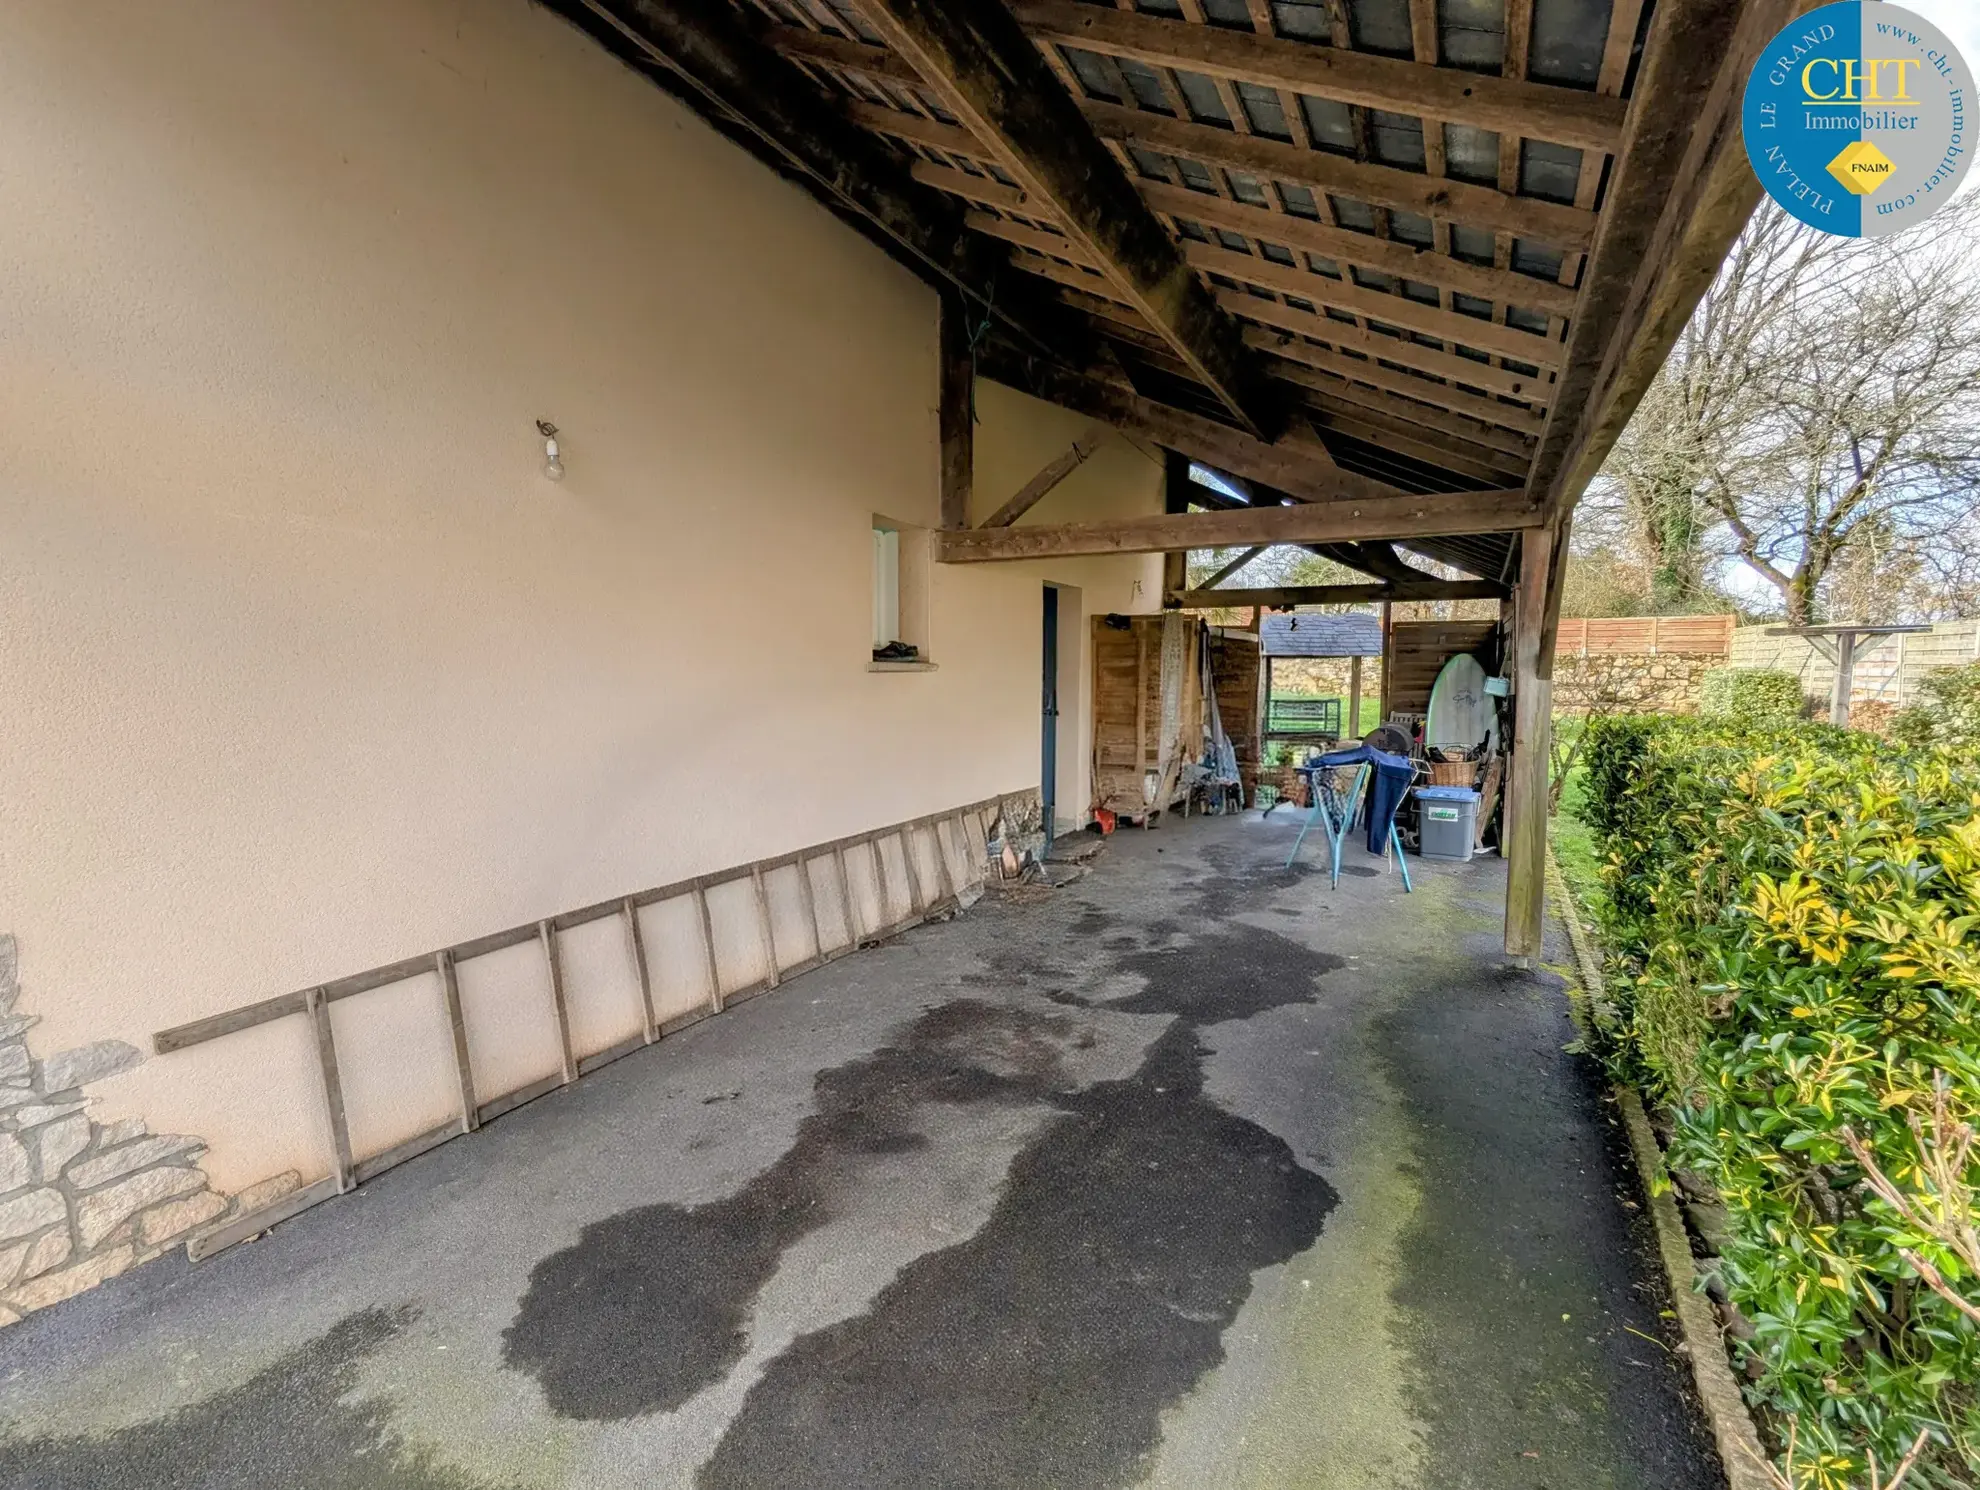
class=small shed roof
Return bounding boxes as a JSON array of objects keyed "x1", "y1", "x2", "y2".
[{"x1": 1261, "y1": 612, "x2": 1382, "y2": 658}]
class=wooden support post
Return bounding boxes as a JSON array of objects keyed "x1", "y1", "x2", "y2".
[
  {"x1": 539, "y1": 920, "x2": 577, "y2": 1085},
  {"x1": 434, "y1": 951, "x2": 479, "y2": 1132},
  {"x1": 1504, "y1": 526, "x2": 1556, "y2": 963},
  {"x1": 621, "y1": 898, "x2": 658, "y2": 1044},
  {"x1": 750, "y1": 864, "x2": 780, "y2": 990},
  {"x1": 1831, "y1": 631, "x2": 1857, "y2": 727},
  {"x1": 1162, "y1": 450, "x2": 1190, "y2": 602},
  {"x1": 1349, "y1": 654, "x2": 1364, "y2": 738},
  {"x1": 939, "y1": 293, "x2": 974, "y2": 530},
  {"x1": 695, "y1": 883, "x2": 723, "y2": 1013},
  {"x1": 1377, "y1": 600, "x2": 1393, "y2": 722},
  {"x1": 834, "y1": 845, "x2": 861, "y2": 948},
  {"x1": 306, "y1": 987, "x2": 354, "y2": 1194}
]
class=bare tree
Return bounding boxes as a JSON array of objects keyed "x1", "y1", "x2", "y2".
[{"x1": 1592, "y1": 198, "x2": 1980, "y2": 624}]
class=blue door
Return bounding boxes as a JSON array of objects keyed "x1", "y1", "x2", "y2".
[{"x1": 1041, "y1": 587, "x2": 1058, "y2": 849}]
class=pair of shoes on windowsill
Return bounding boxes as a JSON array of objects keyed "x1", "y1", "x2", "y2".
[{"x1": 872, "y1": 640, "x2": 921, "y2": 662}]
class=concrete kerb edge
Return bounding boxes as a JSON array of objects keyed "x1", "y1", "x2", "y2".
[{"x1": 1545, "y1": 849, "x2": 1773, "y2": 1490}]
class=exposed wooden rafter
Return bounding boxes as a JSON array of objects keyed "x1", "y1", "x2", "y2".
[
  {"x1": 1079, "y1": 102, "x2": 1600, "y2": 250},
  {"x1": 1225, "y1": 294, "x2": 1549, "y2": 402},
  {"x1": 978, "y1": 425, "x2": 1105, "y2": 527},
  {"x1": 1010, "y1": 3, "x2": 1627, "y2": 153},
  {"x1": 1133, "y1": 184, "x2": 1582, "y2": 318},
  {"x1": 1182, "y1": 241, "x2": 1565, "y2": 367},
  {"x1": 1265, "y1": 358, "x2": 1536, "y2": 462},
  {"x1": 1248, "y1": 332, "x2": 1545, "y2": 436},
  {"x1": 846, "y1": 0, "x2": 1278, "y2": 436},
  {"x1": 570, "y1": 0, "x2": 1793, "y2": 650},
  {"x1": 566, "y1": 0, "x2": 1076, "y2": 361},
  {"x1": 1194, "y1": 546, "x2": 1269, "y2": 592}
]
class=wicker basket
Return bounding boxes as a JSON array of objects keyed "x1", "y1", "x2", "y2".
[{"x1": 1426, "y1": 758, "x2": 1478, "y2": 788}]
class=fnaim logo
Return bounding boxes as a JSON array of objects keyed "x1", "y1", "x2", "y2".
[{"x1": 1744, "y1": 1, "x2": 1972, "y2": 236}]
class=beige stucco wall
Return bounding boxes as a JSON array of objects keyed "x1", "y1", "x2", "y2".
[{"x1": 0, "y1": 0, "x2": 1160, "y2": 1199}]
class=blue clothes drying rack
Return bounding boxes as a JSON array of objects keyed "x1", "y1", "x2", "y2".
[{"x1": 1285, "y1": 746, "x2": 1414, "y2": 892}]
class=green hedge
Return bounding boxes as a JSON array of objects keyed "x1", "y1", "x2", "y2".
[
  {"x1": 1580, "y1": 714, "x2": 1980, "y2": 1483},
  {"x1": 1893, "y1": 661, "x2": 1980, "y2": 755},
  {"x1": 1699, "y1": 666, "x2": 1808, "y2": 727}
]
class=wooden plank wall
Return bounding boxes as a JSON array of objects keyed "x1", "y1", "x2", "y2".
[
  {"x1": 1090, "y1": 613, "x2": 1211, "y2": 816},
  {"x1": 1091, "y1": 617, "x2": 1145, "y2": 813},
  {"x1": 1209, "y1": 629, "x2": 1262, "y2": 803},
  {"x1": 1385, "y1": 620, "x2": 1500, "y2": 717}
]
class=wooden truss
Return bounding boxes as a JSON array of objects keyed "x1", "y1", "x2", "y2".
[{"x1": 547, "y1": 0, "x2": 1819, "y2": 956}]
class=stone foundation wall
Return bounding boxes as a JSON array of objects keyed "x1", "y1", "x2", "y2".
[
  {"x1": 0, "y1": 936, "x2": 298, "y2": 1326},
  {"x1": 1552, "y1": 651, "x2": 1718, "y2": 715},
  {"x1": 984, "y1": 789, "x2": 1048, "y2": 860}
]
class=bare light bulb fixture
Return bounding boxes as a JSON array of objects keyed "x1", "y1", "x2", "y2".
[{"x1": 537, "y1": 419, "x2": 564, "y2": 482}]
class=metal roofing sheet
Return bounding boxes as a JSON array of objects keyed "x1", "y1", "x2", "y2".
[{"x1": 1262, "y1": 610, "x2": 1385, "y2": 656}]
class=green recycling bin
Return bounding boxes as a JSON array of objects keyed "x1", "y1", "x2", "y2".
[{"x1": 1415, "y1": 785, "x2": 1478, "y2": 862}]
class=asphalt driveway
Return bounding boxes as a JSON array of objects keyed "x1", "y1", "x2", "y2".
[{"x1": 0, "y1": 814, "x2": 1722, "y2": 1489}]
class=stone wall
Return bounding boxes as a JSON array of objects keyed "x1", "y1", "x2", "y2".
[
  {"x1": 1268, "y1": 658, "x2": 1360, "y2": 695},
  {"x1": 1552, "y1": 651, "x2": 1719, "y2": 715},
  {"x1": 0, "y1": 935, "x2": 298, "y2": 1326}
]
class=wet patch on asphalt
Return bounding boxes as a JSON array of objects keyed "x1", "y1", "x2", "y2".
[
  {"x1": 1181, "y1": 843, "x2": 1318, "y2": 918},
  {"x1": 0, "y1": 1307, "x2": 508, "y2": 1490},
  {"x1": 694, "y1": 925, "x2": 1341, "y2": 1489},
  {"x1": 502, "y1": 1000, "x2": 1079, "y2": 1421}
]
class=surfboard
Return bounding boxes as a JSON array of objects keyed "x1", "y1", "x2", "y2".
[{"x1": 1425, "y1": 652, "x2": 1498, "y2": 754}]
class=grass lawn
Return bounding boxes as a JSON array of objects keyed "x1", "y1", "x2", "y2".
[
  {"x1": 1549, "y1": 738, "x2": 1604, "y2": 919},
  {"x1": 1264, "y1": 693, "x2": 1383, "y2": 746}
]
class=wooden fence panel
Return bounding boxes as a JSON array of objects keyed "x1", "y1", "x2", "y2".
[
  {"x1": 1551, "y1": 614, "x2": 1735, "y2": 657},
  {"x1": 1725, "y1": 621, "x2": 1979, "y2": 706}
]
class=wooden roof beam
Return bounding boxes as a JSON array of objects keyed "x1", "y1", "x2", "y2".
[
  {"x1": 1298, "y1": 401, "x2": 1529, "y2": 487},
  {"x1": 1224, "y1": 293, "x2": 1550, "y2": 403},
  {"x1": 936, "y1": 488, "x2": 1542, "y2": 562},
  {"x1": 1184, "y1": 241, "x2": 1565, "y2": 368},
  {"x1": 572, "y1": 1, "x2": 1077, "y2": 362},
  {"x1": 765, "y1": 23, "x2": 920, "y2": 85},
  {"x1": 1136, "y1": 183, "x2": 1580, "y2": 318},
  {"x1": 1246, "y1": 331, "x2": 1545, "y2": 436},
  {"x1": 1012, "y1": 2, "x2": 1625, "y2": 154},
  {"x1": 846, "y1": 0, "x2": 1279, "y2": 437},
  {"x1": 1170, "y1": 579, "x2": 1508, "y2": 607},
  {"x1": 851, "y1": 96, "x2": 1597, "y2": 252},
  {"x1": 1263, "y1": 358, "x2": 1537, "y2": 461},
  {"x1": 1082, "y1": 102, "x2": 1599, "y2": 250}
]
